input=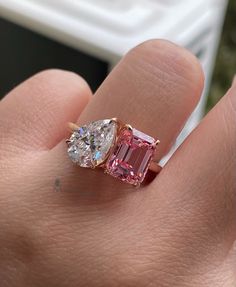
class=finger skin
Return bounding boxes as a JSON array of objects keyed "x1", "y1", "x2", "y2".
[
  {"x1": 2, "y1": 41, "x2": 224, "y2": 287},
  {"x1": 47, "y1": 39, "x2": 204, "y2": 195},
  {"x1": 0, "y1": 69, "x2": 92, "y2": 153},
  {"x1": 78, "y1": 39, "x2": 204, "y2": 160},
  {"x1": 147, "y1": 82, "x2": 236, "y2": 283}
]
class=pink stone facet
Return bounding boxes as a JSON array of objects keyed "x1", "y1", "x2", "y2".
[{"x1": 105, "y1": 128, "x2": 156, "y2": 185}]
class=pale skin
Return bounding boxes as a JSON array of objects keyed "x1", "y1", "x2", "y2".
[{"x1": 0, "y1": 40, "x2": 235, "y2": 286}]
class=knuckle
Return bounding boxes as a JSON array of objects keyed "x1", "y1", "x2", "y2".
[{"x1": 132, "y1": 39, "x2": 199, "y2": 68}]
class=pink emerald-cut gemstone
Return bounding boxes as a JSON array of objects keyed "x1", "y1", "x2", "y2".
[{"x1": 105, "y1": 128, "x2": 156, "y2": 185}]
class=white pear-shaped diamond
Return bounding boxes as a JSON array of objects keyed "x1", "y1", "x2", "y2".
[{"x1": 67, "y1": 119, "x2": 117, "y2": 168}]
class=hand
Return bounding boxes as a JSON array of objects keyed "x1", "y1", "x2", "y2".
[{"x1": 0, "y1": 40, "x2": 235, "y2": 287}]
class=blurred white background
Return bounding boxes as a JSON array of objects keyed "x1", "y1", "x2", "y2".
[{"x1": 0, "y1": 0, "x2": 228, "y2": 162}]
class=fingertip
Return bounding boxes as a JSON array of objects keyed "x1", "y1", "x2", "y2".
[
  {"x1": 0, "y1": 69, "x2": 92, "y2": 153},
  {"x1": 129, "y1": 39, "x2": 205, "y2": 106},
  {"x1": 29, "y1": 69, "x2": 92, "y2": 102}
]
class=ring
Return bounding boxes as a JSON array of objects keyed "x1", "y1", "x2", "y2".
[{"x1": 66, "y1": 118, "x2": 162, "y2": 186}]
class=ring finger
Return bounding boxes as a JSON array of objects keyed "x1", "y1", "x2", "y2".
[{"x1": 47, "y1": 40, "x2": 204, "y2": 193}]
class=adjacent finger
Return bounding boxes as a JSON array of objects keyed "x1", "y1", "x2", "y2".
[
  {"x1": 0, "y1": 69, "x2": 91, "y2": 154},
  {"x1": 151, "y1": 81, "x2": 236, "y2": 265}
]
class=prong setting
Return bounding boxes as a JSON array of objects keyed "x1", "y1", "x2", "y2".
[
  {"x1": 66, "y1": 118, "x2": 161, "y2": 186},
  {"x1": 68, "y1": 122, "x2": 79, "y2": 132},
  {"x1": 124, "y1": 124, "x2": 133, "y2": 131},
  {"x1": 110, "y1": 117, "x2": 118, "y2": 123}
]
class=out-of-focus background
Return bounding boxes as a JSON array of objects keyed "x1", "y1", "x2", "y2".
[
  {"x1": 0, "y1": 0, "x2": 234, "y2": 161},
  {"x1": 0, "y1": 0, "x2": 234, "y2": 110},
  {"x1": 208, "y1": 0, "x2": 236, "y2": 111}
]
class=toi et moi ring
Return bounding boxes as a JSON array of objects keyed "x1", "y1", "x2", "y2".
[{"x1": 66, "y1": 118, "x2": 162, "y2": 187}]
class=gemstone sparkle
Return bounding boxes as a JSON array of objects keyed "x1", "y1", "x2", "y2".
[
  {"x1": 105, "y1": 128, "x2": 156, "y2": 185},
  {"x1": 67, "y1": 119, "x2": 117, "y2": 168}
]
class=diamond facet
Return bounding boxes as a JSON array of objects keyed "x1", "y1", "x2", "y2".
[
  {"x1": 67, "y1": 119, "x2": 117, "y2": 168},
  {"x1": 105, "y1": 127, "x2": 156, "y2": 185}
]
